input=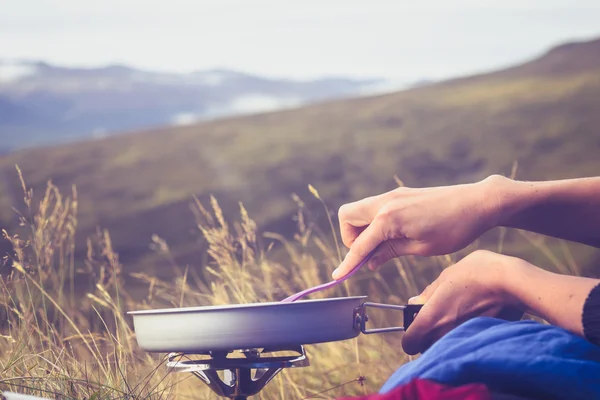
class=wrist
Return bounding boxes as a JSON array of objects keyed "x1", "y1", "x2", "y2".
[
  {"x1": 494, "y1": 256, "x2": 527, "y2": 305},
  {"x1": 500, "y1": 257, "x2": 550, "y2": 315},
  {"x1": 479, "y1": 174, "x2": 545, "y2": 229},
  {"x1": 477, "y1": 174, "x2": 519, "y2": 229}
]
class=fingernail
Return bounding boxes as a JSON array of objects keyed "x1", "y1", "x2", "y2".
[
  {"x1": 408, "y1": 296, "x2": 419, "y2": 304},
  {"x1": 332, "y1": 268, "x2": 341, "y2": 280}
]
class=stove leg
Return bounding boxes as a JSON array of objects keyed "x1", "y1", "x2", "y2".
[
  {"x1": 192, "y1": 370, "x2": 234, "y2": 397},
  {"x1": 192, "y1": 367, "x2": 285, "y2": 399}
]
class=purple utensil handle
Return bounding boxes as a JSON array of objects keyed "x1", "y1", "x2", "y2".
[{"x1": 281, "y1": 248, "x2": 378, "y2": 303}]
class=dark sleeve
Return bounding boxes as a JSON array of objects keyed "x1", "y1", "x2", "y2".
[{"x1": 582, "y1": 282, "x2": 600, "y2": 346}]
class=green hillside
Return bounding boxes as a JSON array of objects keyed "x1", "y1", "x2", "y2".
[{"x1": 1, "y1": 38, "x2": 599, "y2": 282}]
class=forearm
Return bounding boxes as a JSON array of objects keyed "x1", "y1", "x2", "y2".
[
  {"x1": 506, "y1": 260, "x2": 600, "y2": 337},
  {"x1": 485, "y1": 175, "x2": 600, "y2": 248}
]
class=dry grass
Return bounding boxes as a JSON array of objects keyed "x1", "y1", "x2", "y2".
[
  {"x1": 0, "y1": 171, "x2": 448, "y2": 400},
  {"x1": 0, "y1": 169, "x2": 586, "y2": 399}
]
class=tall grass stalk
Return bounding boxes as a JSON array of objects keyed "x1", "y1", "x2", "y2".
[{"x1": 0, "y1": 169, "x2": 578, "y2": 399}]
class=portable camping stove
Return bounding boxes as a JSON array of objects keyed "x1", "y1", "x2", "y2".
[
  {"x1": 131, "y1": 297, "x2": 423, "y2": 400},
  {"x1": 166, "y1": 345, "x2": 309, "y2": 400}
]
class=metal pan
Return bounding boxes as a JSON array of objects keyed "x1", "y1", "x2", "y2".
[{"x1": 128, "y1": 297, "x2": 422, "y2": 353}]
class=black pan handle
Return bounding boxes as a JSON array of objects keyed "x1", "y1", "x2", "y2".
[
  {"x1": 356, "y1": 303, "x2": 423, "y2": 334},
  {"x1": 403, "y1": 304, "x2": 423, "y2": 329}
]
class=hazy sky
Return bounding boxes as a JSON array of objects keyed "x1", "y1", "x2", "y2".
[{"x1": 1, "y1": 0, "x2": 599, "y2": 81}]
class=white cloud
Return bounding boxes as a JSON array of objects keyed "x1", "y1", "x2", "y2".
[
  {"x1": 171, "y1": 112, "x2": 200, "y2": 126},
  {"x1": 170, "y1": 95, "x2": 305, "y2": 126},
  {"x1": 91, "y1": 128, "x2": 109, "y2": 139},
  {"x1": 194, "y1": 71, "x2": 228, "y2": 87},
  {"x1": 0, "y1": 0, "x2": 598, "y2": 81},
  {"x1": 0, "y1": 62, "x2": 38, "y2": 83},
  {"x1": 357, "y1": 80, "x2": 412, "y2": 96}
]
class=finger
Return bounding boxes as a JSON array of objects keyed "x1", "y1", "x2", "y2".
[
  {"x1": 367, "y1": 239, "x2": 427, "y2": 271},
  {"x1": 332, "y1": 221, "x2": 384, "y2": 280},
  {"x1": 341, "y1": 224, "x2": 366, "y2": 250},
  {"x1": 401, "y1": 302, "x2": 438, "y2": 355},
  {"x1": 408, "y1": 295, "x2": 426, "y2": 305},
  {"x1": 419, "y1": 278, "x2": 442, "y2": 301},
  {"x1": 338, "y1": 196, "x2": 384, "y2": 248},
  {"x1": 401, "y1": 284, "x2": 447, "y2": 355},
  {"x1": 408, "y1": 279, "x2": 441, "y2": 304}
]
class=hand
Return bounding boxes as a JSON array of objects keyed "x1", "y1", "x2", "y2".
[
  {"x1": 401, "y1": 250, "x2": 526, "y2": 355},
  {"x1": 332, "y1": 175, "x2": 508, "y2": 279}
]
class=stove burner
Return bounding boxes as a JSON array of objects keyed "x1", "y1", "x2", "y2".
[{"x1": 167, "y1": 345, "x2": 309, "y2": 399}]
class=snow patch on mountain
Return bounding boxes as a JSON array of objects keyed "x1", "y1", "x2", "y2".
[{"x1": 228, "y1": 94, "x2": 304, "y2": 114}]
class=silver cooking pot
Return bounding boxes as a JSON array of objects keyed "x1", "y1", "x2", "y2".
[{"x1": 129, "y1": 296, "x2": 422, "y2": 353}]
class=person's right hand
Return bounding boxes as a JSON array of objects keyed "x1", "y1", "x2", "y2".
[{"x1": 332, "y1": 175, "x2": 509, "y2": 279}]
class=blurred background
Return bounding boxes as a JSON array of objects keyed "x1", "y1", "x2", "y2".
[
  {"x1": 1, "y1": 1, "x2": 600, "y2": 398},
  {"x1": 1, "y1": 0, "x2": 600, "y2": 290}
]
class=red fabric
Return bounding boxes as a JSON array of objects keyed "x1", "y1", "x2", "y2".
[{"x1": 337, "y1": 378, "x2": 491, "y2": 400}]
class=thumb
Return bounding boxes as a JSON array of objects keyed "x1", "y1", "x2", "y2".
[
  {"x1": 408, "y1": 294, "x2": 427, "y2": 305},
  {"x1": 401, "y1": 299, "x2": 439, "y2": 355},
  {"x1": 401, "y1": 281, "x2": 443, "y2": 354},
  {"x1": 332, "y1": 221, "x2": 383, "y2": 280}
]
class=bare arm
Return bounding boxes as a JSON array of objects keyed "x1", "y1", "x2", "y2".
[
  {"x1": 491, "y1": 176, "x2": 600, "y2": 248},
  {"x1": 507, "y1": 259, "x2": 600, "y2": 337}
]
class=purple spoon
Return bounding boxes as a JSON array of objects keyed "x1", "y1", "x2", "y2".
[{"x1": 281, "y1": 248, "x2": 377, "y2": 303}]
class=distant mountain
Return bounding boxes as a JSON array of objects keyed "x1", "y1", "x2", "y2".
[
  {"x1": 1, "y1": 37, "x2": 599, "y2": 282},
  {"x1": 0, "y1": 61, "x2": 388, "y2": 150}
]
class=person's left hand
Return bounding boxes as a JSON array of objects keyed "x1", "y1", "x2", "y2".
[{"x1": 401, "y1": 250, "x2": 527, "y2": 355}]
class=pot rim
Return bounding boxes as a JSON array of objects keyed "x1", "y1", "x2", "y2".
[{"x1": 127, "y1": 295, "x2": 368, "y2": 316}]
